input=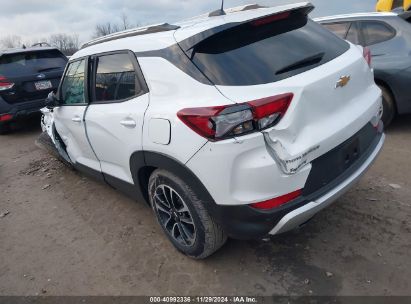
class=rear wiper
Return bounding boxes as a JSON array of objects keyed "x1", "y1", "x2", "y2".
[
  {"x1": 275, "y1": 52, "x2": 325, "y2": 75},
  {"x1": 37, "y1": 66, "x2": 63, "y2": 72}
]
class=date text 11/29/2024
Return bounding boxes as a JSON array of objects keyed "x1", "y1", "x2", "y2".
[{"x1": 149, "y1": 296, "x2": 258, "y2": 303}]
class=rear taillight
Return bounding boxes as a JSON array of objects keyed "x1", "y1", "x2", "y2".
[
  {"x1": 250, "y1": 189, "x2": 302, "y2": 210},
  {"x1": 248, "y1": 94, "x2": 292, "y2": 129},
  {"x1": 0, "y1": 76, "x2": 14, "y2": 91},
  {"x1": 177, "y1": 93, "x2": 293, "y2": 141},
  {"x1": 0, "y1": 114, "x2": 13, "y2": 122},
  {"x1": 363, "y1": 47, "x2": 372, "y2": 67}
]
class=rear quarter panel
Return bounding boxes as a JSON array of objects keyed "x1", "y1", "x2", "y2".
[{"x1": 138, "y1": 57, "x2": 235, "y2": 165}]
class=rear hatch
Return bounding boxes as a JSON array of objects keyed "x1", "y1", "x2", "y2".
[
  {"x1": 176, "y1": 4, "x2": 381, "y2": 174},
  {"x1": 0, "y1": 49, "x2": 67, "y2": 104}
]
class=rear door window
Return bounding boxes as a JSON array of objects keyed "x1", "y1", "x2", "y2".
[
  {"x1": 322, "y1": 22, "x2": 351, "y2": 39},
  {"x1": 360, "y1": 21, "x2": 396, "y2": 46},
  {"x1": 191, "y1": 19, "x2": 350, "y2": 86},
  {"x1": 93, "y1": 53, "x2": 142, "y2": 102},
  {"x1": 0, "y1": 50, "x2": 67, "y2": 77}
]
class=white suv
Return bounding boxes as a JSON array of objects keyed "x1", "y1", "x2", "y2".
[{"x1": 42, "y1": 2, "x2": 385, "y2": 258}]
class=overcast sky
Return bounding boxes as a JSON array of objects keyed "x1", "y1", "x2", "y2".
[{"x1": 0, "y1": 0, "x2": 376, "y2": 44}]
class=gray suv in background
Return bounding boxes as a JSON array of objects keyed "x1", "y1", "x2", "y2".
[
  {"x1": 316, "y1": 12, "x2": 411, "y2": 126},
  {"x1": 0, "y1": 47, "x2": 67, "y2": 134}
]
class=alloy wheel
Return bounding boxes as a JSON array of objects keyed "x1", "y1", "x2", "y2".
[{"x1": 153, "y1": 184, "x2": 196, "y2": 246}]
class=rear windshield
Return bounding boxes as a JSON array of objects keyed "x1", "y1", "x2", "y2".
[
  {"x1": 0, "y1": 50, "x2": 67, "y2": 77},
  {"x1": 191, "y1": 18, "x2": 350, "y2": 86}
]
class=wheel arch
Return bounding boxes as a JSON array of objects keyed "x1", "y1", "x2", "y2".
[
  {"x1": 130, "y1": 151, "x2": 215, "y2": 208},
  {"x1": 374, "y1": 77, "x2": 397, "y2": 112}
]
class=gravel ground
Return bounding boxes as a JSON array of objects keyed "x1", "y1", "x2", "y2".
[{"x1": 0, "y1": 115, "x2": 410, "y2": 296}]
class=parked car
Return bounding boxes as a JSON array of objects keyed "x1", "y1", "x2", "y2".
[
  {"x1": 376, "y1": 0, "x2": 411, "y2": 12},
  {"x1": 316, "y1": 12, "x2": 411, "y2": 126},
  {"x1": 41, "y1": 2, "x2": 384, "y2": 258},
  {"x1": 0, "y1": 47, "x2": 67, "y2": 134}
]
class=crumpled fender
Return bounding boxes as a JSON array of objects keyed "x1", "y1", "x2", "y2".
[
  {"x1": 39, "y1": 107, "x2": 73, "y2": 166},
  {"x1": 40, "y1": 107, "x2": 55, "y2": 144}
]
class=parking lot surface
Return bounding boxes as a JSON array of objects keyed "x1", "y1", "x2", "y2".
[{"x1": 0, "y1": 116, "x2": 410, "y2": 296}]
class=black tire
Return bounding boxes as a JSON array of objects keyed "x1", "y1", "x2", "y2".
[
  {"x1": 0, "y1": 123, "x2": 10, "y2": 135},
  {"x1": 378, "y1": 84, "x2": 396, "y2": 127},
  {"x1": 148, "y1": 169, "x2": 227, "y2": 259}
]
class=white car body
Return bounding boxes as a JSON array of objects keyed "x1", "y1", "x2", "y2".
[{"x1": 41, "y1": 2, "x2": 385, "y2": 257}]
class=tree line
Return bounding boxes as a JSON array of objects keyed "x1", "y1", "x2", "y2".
[
  {"x1": 0, "y1": 33, "x2": 80, "y2": 56},
  {"x1": 0, "y1": 13, "x2": 138, "y2": 56}
]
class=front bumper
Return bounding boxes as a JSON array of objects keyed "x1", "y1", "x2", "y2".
[{"x1": 205, "y1": 125, "x2": 384, "y2": 240}]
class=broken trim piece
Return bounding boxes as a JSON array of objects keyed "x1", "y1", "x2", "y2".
[{"x1": 262, "y1": 132, "x2": 319, "y2": 175}]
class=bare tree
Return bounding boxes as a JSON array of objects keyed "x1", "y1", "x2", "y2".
[
  {"x1": 93, "y1": 22, "x2": 120, "y2": 38},
  {"x1": 0, "y1": 35, "x2": 23, "y2": 49},
  {"x1": 49, "y1": 33, "x2": 80, "y2": 56},
  {"x1": 1, "y1": 33, "x2": 79, "y2": 55},
  {"x1": 120, "y1": 12, "x2": 132, "y2": 31},
  {"x1": 93, "y1": 13, "x2": 138, "y2": 38}
]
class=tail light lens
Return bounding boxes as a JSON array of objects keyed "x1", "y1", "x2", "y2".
[
  {"x1": 0, "y1": 114, "x2": 13, "y2": 122},
  {"x1": 363, "y1": 47, "x2": 372, "y2": 67},
  {"x1": 177, "y1": 93, "x2": 293, "y2": 141},
  {"x1": 0, "y1": 76, "x2": 14, "y2": 91},
  {"x1": 250, "y1": 189, "x2": 302, "y2": 210}
]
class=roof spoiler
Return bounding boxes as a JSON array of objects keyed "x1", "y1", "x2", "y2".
[
  {"x1": 178, "y1": 2, "x2": 315, "y2": 53},
  {"x1": 81, "y1": 23, "x2": 180, "y2": 49}
]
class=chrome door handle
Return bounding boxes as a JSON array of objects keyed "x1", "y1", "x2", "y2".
[
  {"x1": 120, "y1": 118, "x2": 136, "y2": 128},
  {"x1": 72, "y1": 116, "x2": 82, "y2": 123}
]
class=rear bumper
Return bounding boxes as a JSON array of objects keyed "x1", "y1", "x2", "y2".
[
  {"x1": 205, "y1": 127, "x2": 384, "y2": 240},
  {"x1": 269, "y1": 132, "x2": 385, "y2": 235},
  {"x1": 0, "y1": 97, "x2": 46, "y2": 123}
]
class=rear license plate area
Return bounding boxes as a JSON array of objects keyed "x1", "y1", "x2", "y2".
[
  {"x1": 303, "y1": 123, "x2": 377, "y2": 196},
  {"x1": 342, "y1": 138, "x2": 360, "y2": 169},
  {"x1": 34, "y1": 80, "x2": 52, "y2": 91}
]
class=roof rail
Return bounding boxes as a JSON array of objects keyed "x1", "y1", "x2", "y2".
[{"x1": 81, "y1": 23, "x2": 180, "y2": 49}]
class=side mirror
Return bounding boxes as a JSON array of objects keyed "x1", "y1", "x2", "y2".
[{"x1": 45, "y1": 91, "x2": 59, "y2": 109}]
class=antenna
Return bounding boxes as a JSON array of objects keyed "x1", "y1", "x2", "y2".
[{"x1": 209, "y1": 0, "x2": 226, "y2": 16}]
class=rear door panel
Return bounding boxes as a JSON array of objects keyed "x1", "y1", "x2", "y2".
[
  {"x1": 85, "y1": 96, "x2": 149, "y2": 184},
  {"x1": 84, "y1": 52, "x2": 149, "y2": 184}
]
